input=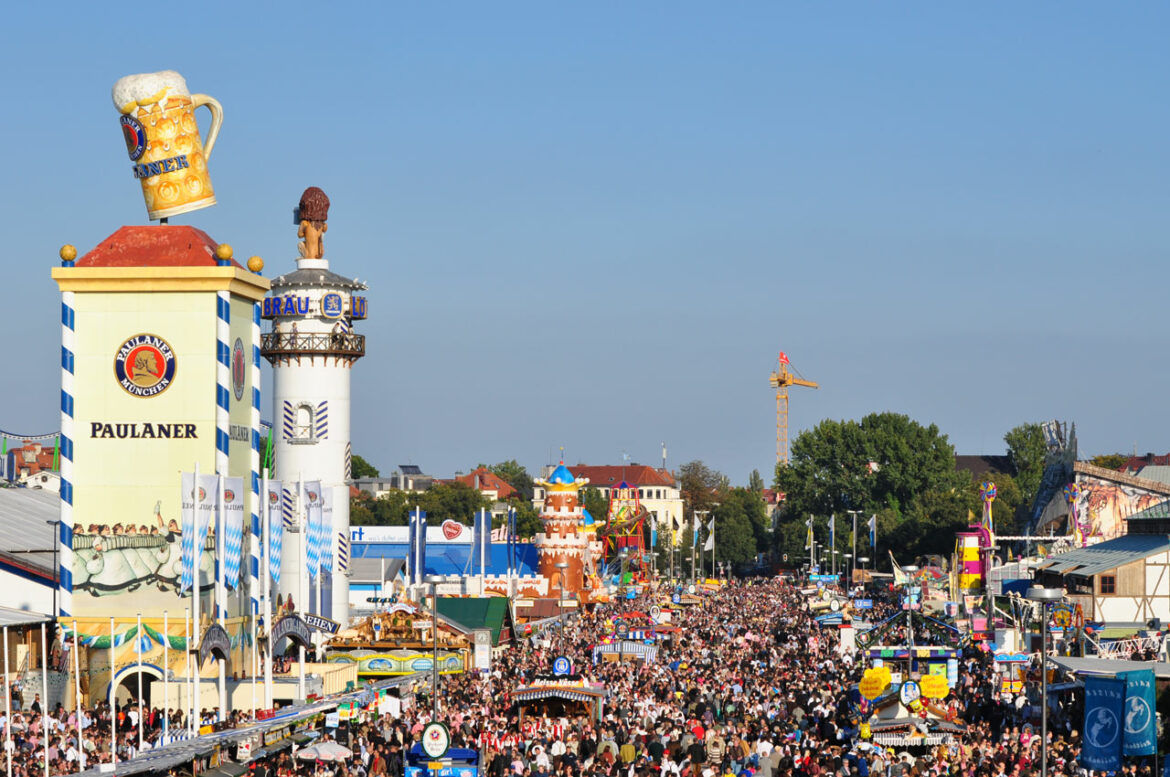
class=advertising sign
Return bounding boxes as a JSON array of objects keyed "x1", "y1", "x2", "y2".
[
  {"x1": 1118, "y1": 670, "x2": 1156, "y2": 756},
  {"x1": 1082, "y1": 676, "x2": 1124, "y2": 771},
  {"x1": 421, "y1": 722, "x2": 451, "y2": 759}
]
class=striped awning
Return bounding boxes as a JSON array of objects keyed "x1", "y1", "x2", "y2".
[{"x1": 514, "y1": 685, "x2": 606, "y2": 703}]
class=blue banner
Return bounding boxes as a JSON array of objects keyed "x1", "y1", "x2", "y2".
[
  {"x1": 1082, "y1": 676, "x2": 1125, "y2": 771},
  {"x1": 1118, "y1": 669, "x2": 1157, "y2": 756}
]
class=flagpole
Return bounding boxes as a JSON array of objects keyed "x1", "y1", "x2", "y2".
[
  {"x1": 190, "y1": 461, "x2": 200, "y2": 738},
  {"x1": 216, "y1": 474, "x2": 226, "y2": 723},
  {"x1": 162, "y1": 610, "x2": 169, "y2": 743},
  {"x1": 298, "y1": 472, "x2": 306, "y2": 703},
  {"x1": 72, "y1": 619, "x2": 84, "y2": 771},
  {"x1": 4, "y1": 625, "x2": 11, "y2": 777},
  {"x1": 249, "y1": 616, "x2": 256, "y2": 718},
  {"x1": 40, "y1": 623, "x2": 47, "y2": 777},
  {"x1": 108, "y1": 616, "x2": 115, "y2": 766},
  {"x1": 136, "y1": 612, "x2": 143, "y2": 751},
  {"x1": 183, "y1": 608, "x2": 191, "y2": 738},
  {"x1": 262, "y1": 470, "x2": 272, "y2": 710}
]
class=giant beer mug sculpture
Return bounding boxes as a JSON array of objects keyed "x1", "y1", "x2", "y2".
[{"x1": 113, "y1": 70, "x2": 223, "y2": 220}]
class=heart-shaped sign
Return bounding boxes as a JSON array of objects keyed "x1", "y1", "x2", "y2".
[{"x1": 441, "y1": 519, "x2": 463, "y2": 540}]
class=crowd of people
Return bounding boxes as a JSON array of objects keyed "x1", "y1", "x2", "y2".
[{"x1": 0, "y1": 577, "x2": 1145, "y2": 777}]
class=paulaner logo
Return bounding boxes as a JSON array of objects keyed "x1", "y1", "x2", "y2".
[{"x1": 114, "y1": 334, "x2": 176, "y2": 397}]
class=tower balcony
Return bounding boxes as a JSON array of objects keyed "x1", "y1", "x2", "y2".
[{"x1": 261, "y1": 332, "x2": 365, "y2": 364}]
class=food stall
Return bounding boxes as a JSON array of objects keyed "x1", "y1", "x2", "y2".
[{"x1": 514, "y1": 678, "x2": 607, "y2": 723}]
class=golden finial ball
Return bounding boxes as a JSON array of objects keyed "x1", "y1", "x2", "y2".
[
  {"x1": 247, "y1": 256, "x2": 265, "y2": 273},
  {"x1": 59, "y1": 244, "x2": 77, "y2": 262},
  {"x1": 215, "y1": 243, "x2": 234, "y2": 261}
]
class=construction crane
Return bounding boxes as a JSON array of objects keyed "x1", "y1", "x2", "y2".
[{"x1": 769, "y1": 351, "x2": 819, "y2": 467}]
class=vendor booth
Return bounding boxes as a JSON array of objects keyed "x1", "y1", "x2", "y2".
[{"x1": 514, "y1": 679, "x2": 606, "y2": 723}]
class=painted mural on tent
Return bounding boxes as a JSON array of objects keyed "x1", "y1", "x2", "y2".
[{"x1": 1072, "y1": 474, "x2": 1166, "y2": 542}]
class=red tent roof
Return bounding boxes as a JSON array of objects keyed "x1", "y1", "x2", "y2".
[{"x1": 76, "y1": 225, "x2": 244, "y2": 269}]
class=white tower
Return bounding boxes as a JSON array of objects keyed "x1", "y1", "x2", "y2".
[{"x1": 261, "y1": 188, "x2": 367, "y2": 625}]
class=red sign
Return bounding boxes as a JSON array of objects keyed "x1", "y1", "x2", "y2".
[{"x1": 441, "y1": 519, "x2": 464, "y2": 540}]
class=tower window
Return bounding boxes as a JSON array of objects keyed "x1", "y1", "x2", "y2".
[{"x1": 286, "y1": 401, "x2": 317, "y2": 444}]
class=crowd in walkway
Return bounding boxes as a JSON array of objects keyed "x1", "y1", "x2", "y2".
[{"x1": 0, "y1": 577, "x2": 1136, "y2": 777}]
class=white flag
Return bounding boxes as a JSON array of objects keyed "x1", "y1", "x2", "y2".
[{"x1": 703, "y1": 534, "x2": 714, "y2": 552}]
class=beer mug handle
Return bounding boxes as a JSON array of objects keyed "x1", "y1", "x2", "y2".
[{"x1": 191, "y1": 94, "x2": 224, "y2": 159}]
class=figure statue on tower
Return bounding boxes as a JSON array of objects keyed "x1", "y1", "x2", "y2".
[{"x1": 297, "y1": 186, "x2": 330, "y2": 259}]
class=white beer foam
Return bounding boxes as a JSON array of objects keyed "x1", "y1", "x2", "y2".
[{"x1": 112, "y1": 70, "x2": 190, "y2": 113}]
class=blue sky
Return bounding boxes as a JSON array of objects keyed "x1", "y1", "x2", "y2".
[{"x1": 3, "y1": 3, "x2": 1167, "y2": 484}]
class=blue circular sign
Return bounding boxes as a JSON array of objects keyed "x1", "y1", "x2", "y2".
[
  {"x1": 672, "y1": 593, "x2": 681, "y2": 604},
  {"x1": 120, "y1": 114, "x2": 147, "y2": 161},
  {"x1": 553, "y1": 656, "x2": 572, "y2": 676}
]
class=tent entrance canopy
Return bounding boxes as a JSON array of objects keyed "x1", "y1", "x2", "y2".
[{"x1": 514, "y1": 683, "x2": 606, "y2": 723}]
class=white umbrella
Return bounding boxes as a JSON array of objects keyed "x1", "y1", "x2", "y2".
[{"x1": 297, "y1": 742, "x2": 354, "y2": 762}]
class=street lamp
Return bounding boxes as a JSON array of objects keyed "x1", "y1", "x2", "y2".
[
  {"x1": 1026, "y1": 586, "x2": 1063, "y2": 777},
  {"x1": 902, "y1": 565, "x2": 919, "y2": 648},
  {"x1": 554, "y1": 562, "x2": 568, "y2": 633},
  {"x1": 844, "y1": 553, "x2": 853, "y2": 587},
  {"x1": 424, "y1": 575, "x2": 444, "y2": 719}
]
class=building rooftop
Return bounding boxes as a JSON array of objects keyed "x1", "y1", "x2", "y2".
[
  {"x1": 270, "y1": 267, "x2": 366, "y2": 291},
  {"x1": 954, "y1": 455, "x2": 1013, "y2": 477},
  {"x1": 566, "y1": 465, "x2": 676, "y2": 488},
  {"x1": 0, "y1": 487, "x2": 59, "y2": 580},
  {"x1": 451, "y1": 468, "x2": 517, "y2": 500},
  {"x1": 75, "y1": 226, "x2": 247, "y2": 269},
  {"x1": 1036, "y1": 533, "x2": 1170, "y2": 578}
]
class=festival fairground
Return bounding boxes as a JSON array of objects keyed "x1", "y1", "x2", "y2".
[{"x1": 0, "y1": 61, "x2": 1166, "y2": 777}]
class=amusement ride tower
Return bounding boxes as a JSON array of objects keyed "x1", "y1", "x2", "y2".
[{"x1": 261, "y1": 188, "x2": 368, "y2": 625}]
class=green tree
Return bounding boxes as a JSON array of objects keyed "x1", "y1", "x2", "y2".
[
  {"x1": 581, "y1": 487, "x2": 609, "y2": 526},
  {"x1": 1004, "y1": 423, "x2": 1048, "y2": 507},
  {"x1": 482, "y1": 459, "x2": 535, "y2": 501},
  {"x1": 970, "y1": 470, "x2": 1023, "y2": 538},
  {"x1": 415, "y1": 482, "x2": 490, "y2": 524},
  {"x1": 350, "y1": 490, "x2": 411, "y2": 526},
  {"x1": 776, "y1": 412, "x2": 962, "y2": 518},
  {"x1": 775, "y1": 412, "x2": 965, "y2": 569},
  {"x1": 351, "y1": 454, "x2": 379, "y2": 479},
  {"x1": 1091, "y1": 453, "x2": 1128, "y2": 471},
  {"x1": 679, "y1": 460, "x2": 729, "y2": 521},
  {"x1": 710, "y1": 489, "x2": 758, "y2": 566},
  {"x1": 747, "y1": 469, "x2": 765, "y2": 493},
  {"x1": 511, "y1": 500, "x2": 543, "y2": 538}
]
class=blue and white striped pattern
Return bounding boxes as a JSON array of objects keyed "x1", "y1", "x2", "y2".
[
  {"x1": 321, "y1": 519, "x2": 333, "y2": 575},
  {"x1": 344, "y1": 441, "x2": 352, "y2": 481},
  {"x1": 281, "y1": 487, "x2": 294, "y2": 529},
  {"x1": 223, "y1": 483, "x2": 244, "y2": 590},
  {"x1": 336, "y1": 530, "x2": 349, "y2": 573},
  {"x1": 315, "y1": 401, "x2": 328, "y2": 440},
  {"x1": 58, "y1": 287, "x2": 75, "y2": 617},
  {"x1": 305, "y1": 488, "x2": 321, "y2": 579},
  {"x1": 180, "y1": 473, "x2": 196, "y2": 593},
  {"x1": 281, "y1": 401, "x2": 294, "y2": 440},
  {"x1": 268, "y1": 492, "x2": 283, "y2": 585},
  {"x1": 215, "y1": 293, "x2": 231, "y2": 473},
  {"x1": 249, "y1": 302, "x2": 261, "y2": 614},
  {"x1": 215, "y1": 292, "x2": 230, "y2": 618}
]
